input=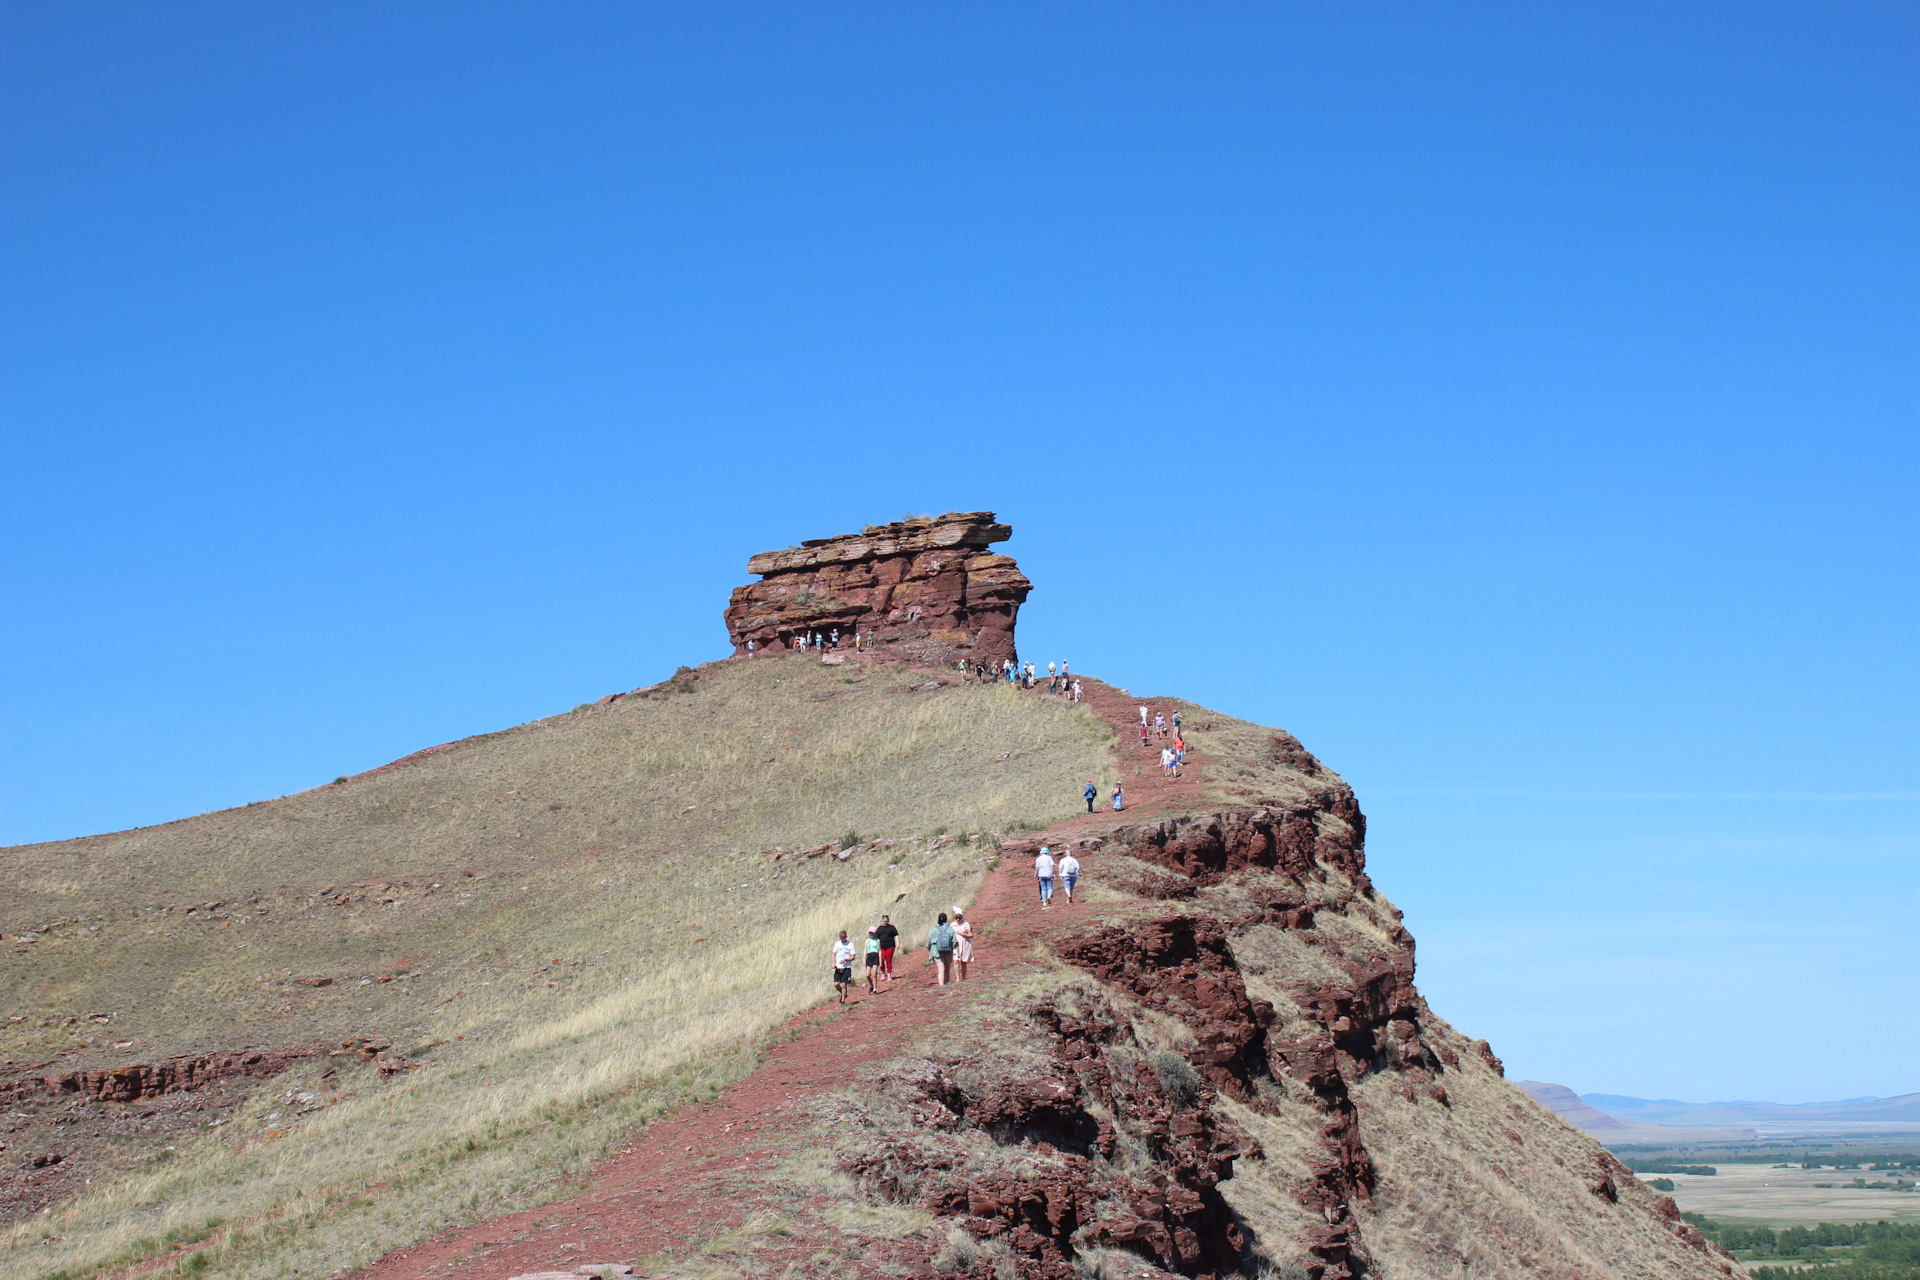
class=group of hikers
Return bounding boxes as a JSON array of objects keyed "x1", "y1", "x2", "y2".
[
  {"x1": 743, "y1": 627, "x2": 870, "y2": 656},
  {"x1": 801, "y1": 650, "x2": 1207, "y2": 1004},
  {"x1": 831, "y1": 907, "x2": 975, "y2": 1003},
  {"x1": 828, "y1": 838, "x2": 1092, "y2": 1003},
  {"x1": 963, "y1": 656, "x2": 1082, "y2": 702},
  {"x1": 744, "y1": 631, "x2": 1082, "y2": 710},
  {"x1": 1138, "y1": 704, "x2": 1188, "y2": 779}
]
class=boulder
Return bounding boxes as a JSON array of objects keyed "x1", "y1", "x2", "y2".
[{"x1": 724, "y1": 512, "x2": 1030, "y2": 668}]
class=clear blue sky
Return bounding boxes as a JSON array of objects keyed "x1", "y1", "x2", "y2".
[{"x1": 4, "y1": 2, "x2": 1913, "y2": 1104}]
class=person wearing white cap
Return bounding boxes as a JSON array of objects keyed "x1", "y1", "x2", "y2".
[
  {"x1": 951, "y1": 907, "x2": 975, "y2": 980},
  {"x1": 1035, "y1": 845, "x2": 1056, "y2": 908},
  {"x1": 1057, "y1": 848, "x2": 1081, "y2": 905}
]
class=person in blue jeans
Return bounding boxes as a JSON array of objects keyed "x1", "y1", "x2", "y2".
[
  {"x1": 1034, "y1": 846, "x2": 1056, "y2": 907},
  {"x1": 1057, "y1": 848, "x2": 1081, "y2": 905},
  {"x1": 1083, "y1": 780, "x2": 1097, "y2": 813}
]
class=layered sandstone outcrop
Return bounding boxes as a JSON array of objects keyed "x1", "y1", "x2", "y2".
[{"x1": 723, "y1": 511, "x2": 1032, "y2": 666}]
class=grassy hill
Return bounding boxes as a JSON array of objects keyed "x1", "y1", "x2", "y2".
[
  {"x1": 2, "y1": 654, "x2": 1114, "y2": 1277},
  {"x1": 3, "y1": 651, "x2": 1743, "y2": 1280}
]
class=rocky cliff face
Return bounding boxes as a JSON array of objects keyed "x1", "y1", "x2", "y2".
[
  {"x1": 835, "y1": 796, "x2": 1742, "y2": 1280},
  {"x1": 723, "y1": 511, "x2": 1032, "y2": 667}
]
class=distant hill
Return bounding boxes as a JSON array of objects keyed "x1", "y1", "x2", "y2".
[
  {"x1": 1585, "y1": 1091, "x2": 1920, "y2": 1131},
  {"x1": 1517, "y1": 1081, "x2": 1757, "y2": 1144}
]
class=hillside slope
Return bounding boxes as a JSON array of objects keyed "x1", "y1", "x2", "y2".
[{"x1": 4, "y1": 653, "x2": 1738, "y2": 1280}]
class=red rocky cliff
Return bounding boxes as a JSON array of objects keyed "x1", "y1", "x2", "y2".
[{"x1": 724, "y1": 511, "x2": 1032, "y2": 667}]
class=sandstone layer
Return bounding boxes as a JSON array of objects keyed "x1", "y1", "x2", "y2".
[{"x1": 723, "y1": 511, "x2": 1031, "y2": 667}]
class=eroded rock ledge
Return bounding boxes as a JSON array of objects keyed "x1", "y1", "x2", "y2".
[{"x1": 723, "y1": 511, "x2": 1031, "y2": 667}]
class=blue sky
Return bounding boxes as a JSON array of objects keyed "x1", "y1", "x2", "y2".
[{"x1": 3, "y1": 2, "x2": 1913, "y2": 1103}]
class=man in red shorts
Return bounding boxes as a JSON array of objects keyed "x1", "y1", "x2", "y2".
[{"x1": 874, "y1": 915, "x2": 900, "y2": 981}]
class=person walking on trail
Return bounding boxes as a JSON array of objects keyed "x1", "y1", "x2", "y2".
[
  {"x1": 1160, "y1": 745, "x2": 1175, "y2": 777},
  {"x1": 951, "y1": 908, "x2": 975, "y2": 980},
  {"x1": 1047, "y1": 660, "x2": 1057, "y2": 690},
  {"x1": 1139, "y1": 719, "x2": 1151, "y2": 748},
  {"x1": 1035, "y1": 846, "x2": 1056, "y2": 907},
  {"x1": 1112, "y1": 782, "x2": 1125, "y2": 811},
  {"x1": 1071, "y1": 679, "x2": 1082, "y2": 703},
  {"x1": 1173, "y1": 710, "x2": 1182, "y2": 734},
  {"x1": 832, "y1": 931, "x2": 857, "y2": 1004},
  {"x1": 928, "y1": 913, "x2": 957, "y2": 986},
  {"x1": 1084, "y1": 779, "x2": 1098, "y2": 814},
  {"x1": 1138, "y1": 704, "x2": 1148, "y2": 728},
  {"x1": 1154, "y1": 712, "x2": 1166, "y2": 738},
  {"x1": 875, "y1": 915, "x2": 900, "y2": 981},
  {"x1": 1058, "y1": 849, "x2": 1081, "y2": 905},
  {"x1": 863, "y1": 926, "x2": 881, "y2": 994}
]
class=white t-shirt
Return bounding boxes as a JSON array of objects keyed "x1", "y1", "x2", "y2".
[
  {"x1": 1161, "y1": 748, "x2": 1174, "y2": 767},
  {"x1": 1057, "y1": 855, "x2": 1080, "y2": 878},
  {"x1": 832, "y1": 940, "x2": 856, "y2": 967},
  {"x1": 1034, "y1": 853, "x2": 1055, "y2": 878}
]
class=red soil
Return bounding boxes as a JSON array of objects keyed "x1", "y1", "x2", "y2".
[{"x1": 358, "y1": 672, "x2": 1202, "y2": 1280}]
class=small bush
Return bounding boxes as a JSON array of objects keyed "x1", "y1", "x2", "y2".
[
  {"x1": 840, "y1": 828, "x2": 863, "y2": 851},
  {"x1": 1151, "y1": 1050, "x2": 1203, "y2": 1105},
  {"x1": 332, "y1": 776, "x2": 349, "y2": 786}
]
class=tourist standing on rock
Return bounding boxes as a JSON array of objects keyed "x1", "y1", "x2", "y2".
[
  {"x1": 746, "y1": 638, "x2": 755, "y2": 657},
  {"x1": 863, "y1": 926, "x2": 881, "y2": 994},
  {"x1": 832, "y1": 931, "x2": 856, "y2": 1004},
  {"x1": 1035, "y1": 846, "x2": 1056, "y2": 907},
  {"x1": 927, "y1": 913, "x2": 956, "y2": 986},
  {"x1": 1058, "y1": 848, "x2": 1081, "y2": 904},
  {"x1": 875, "y1": 915, "x2": 899, "y2": 981},
  {"x1": 1083, "y1": 779, "x2": 1097, "y2": 814},
  {"x1": 1112, "y1": 782, "x2": 1124, "y2": 811},
  {"x1": 951, "y1": 908, "x2": 975, "y2": 979}
]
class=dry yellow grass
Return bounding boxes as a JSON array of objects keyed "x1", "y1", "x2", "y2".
[{"x1": 0, "y1": 653, "x2": 1115, "y2": 1280}]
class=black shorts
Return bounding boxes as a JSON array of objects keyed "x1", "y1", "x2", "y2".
[
  {"x1": 833, "y1": 966, "x2": 852, "y2": 984},
  {"x1": 865, "y1": 953, "x2": 880, "y2": 967}
]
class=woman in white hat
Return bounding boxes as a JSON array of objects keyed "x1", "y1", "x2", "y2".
[{"x1": 951, "y1": 906, "x2": 976, "y2": 980}]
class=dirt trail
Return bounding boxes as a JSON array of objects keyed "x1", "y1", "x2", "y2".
[{"x1": 359, "y1": 672, "x2": 1202, "y2": 1280}]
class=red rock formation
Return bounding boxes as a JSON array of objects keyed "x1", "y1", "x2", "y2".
[
  {"x1": 723, "y1": 512, "x2": 1031, "y2": 667},
  {"x1": 841, "y1": 988, "x2": 1256, "y2": 1280},
  {"x1": 0, "y1": 1045, "x2": 318, "y2": 1106}
]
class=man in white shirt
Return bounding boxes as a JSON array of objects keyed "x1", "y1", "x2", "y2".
[
  {"x1": 1057, "y1": 849, "x2": 1081, "y2": 905},
  {"x1": 1034, "y1": 846, "x2": 1056, "y2": 908},
  {"x1": 831, "y1": 931, "x2": 857, "y2": 1004}
]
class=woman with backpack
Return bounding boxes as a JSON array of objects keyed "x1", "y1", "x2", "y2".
[{"x1": 927, "y1": 912, "x2": 957, "y2": 986}]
